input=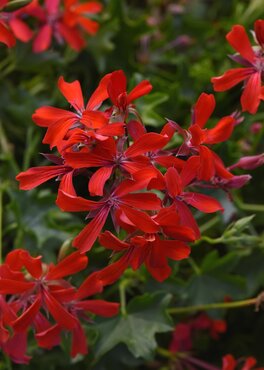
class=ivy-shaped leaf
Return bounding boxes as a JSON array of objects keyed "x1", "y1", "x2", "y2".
[{"x1": 95, "y1": 292, "x2": 172, "y2": 360}]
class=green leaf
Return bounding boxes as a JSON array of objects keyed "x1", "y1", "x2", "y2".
[
  {"x1": 95, "y1": 293, "x2": 172, "y2": 360},
  {"x1": 4, "y1": 0, "x2": 32, "y2": 11}
]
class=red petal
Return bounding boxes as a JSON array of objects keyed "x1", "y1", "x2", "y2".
[
  {"x1": 89, "y1": 166, "x2": 113, "y2": 196},
  {"x1": 32, "y1": 106, "x2": 76, "y2": 127},
  {"x1": 254, "y1": 19, "x2": 264, "y2": 48},
  {"x1": 56, "y1": 190, "x2": 100, "y2": 212},
  {"x1": 74, "y1": 2, "x2": 102, "y2": 14},
  {"x1": 97, "y1": 122, "x2": 125, "y2": 137},
  {"x1": 58, "y1": 22, "x2": 86, "y2": 51},
  {"x1": 58, "y1": 76, "x2": 84, "y2": 112},
  {"x1": 222, "y1": 354, "x2": 237, "y2": 370},
  {"x1": 99, "y1": 231, "x2": 129, "y2": 251},
  {"x1": 189, "y1": 124, "x2": 207, "y2": 145},
  {"x1": 120, "y1": 205, "x2": 159, "y2": 233},
  {"x1": 78, "y1": 17, "x2": 99, "y2": 35},
  {"x1": 125, "y1": 133, "x2": 168, "y2": 157},
  {"x1": 73, "y1": 207, "x2": 110, "y2": 253},
  {"x1": 206, "y1": 116, "x2": 235, "y2": 144},
  {"x1": 127, "y1": 119, "x2": 146, "y2": 140},
  {"x1": 86, "y1": 73, "x2": 112, "y2": 110},
  {"x1": 174, "y1": 199, "x2": 201, "y2": 239},
  {"x1": 0, "y1": 279, "x2": 34, "y2": 294},
  {"x1": 241, "y1": 72, "x2": 261, "y2": 114},
  {"x1": 46, "y1": 251, "x2": 88, "y2": 280},
  {"x1": 161, "y1": 240, "x2": 191, "y2": 260},
  {"x1": 76, "y1": 300, "x2": 119, "y2": 317},
  {"x1": 59, "y1": 170, "x2": 76, "y2": 196},
  {"x1": 16, "y1": 165, "x2": 69, "y2": 190},
  {"x1": 164, "y1": 167, "x2": 183, "y2": 197},
  {"x1": 12, "y1": 295, "x2": 41, "y2": 332},
  {"x1": 193, "y1": 93, "x2": 215, "y2": 128},
  {"x1": 183, "y1": 192, "x2": 223, "y2": 213},
  {"x1": 226, "y1": 25, "x2": 255, "y2": 63},
  {"x1": 180, "y1": 156, "x2": 200, "y2": 187},
  {"x1": 36, "y1": 324, "x2": 62, "y2": 349},
  {"x1": 33, "y1": 24, "x2": 52, "y2": 53},
  {"x1": 45, "y1": 0, "x2": 60, "y2": 14},
  {"x1": 71, "y1": 323, "x2": 88, "y2": 357},
  {"x1": 198, "y1": 146, "x2": 215, "y2": 181},
  {"x1": 121, "y1": 192, "x2": 161, "y2": 210},
  {"x1": 127, "y1": 80, "x2": 152, "y2": 103},
  {"x1": 108, "y1": 70, "x2": 127, "y2": 106},
  {"x1": 0, "y1": 22, "x2": 16, "y2": 47},
  {"x1": 42, "y1": 117, "x2": 77, "y2": 149},
  {"x1": 211, "y1": 68, "x2": 253, "y2": 91},
  {"x1": 6, "y1": 249, "x2": 43, "y2": 279},
  {"x1": 43, "y1": 290, "x2": 78, "y2": 330},
  {"x1": 9, "y1": 18, "x2": 33, "y2": 42}
]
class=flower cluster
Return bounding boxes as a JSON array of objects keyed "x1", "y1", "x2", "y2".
[
  {"x1": 0, "y1": 0, "x2": 102, "y2": 51},
  {"x1": 212, "y1": 19, "x2": 264, "y2": 114},
  {"x1": 16, "y1": 69, "x2": 251, "y2": 284},
  {"x1": 0, "y1": 249, "x2": 119, "y2": 363}
]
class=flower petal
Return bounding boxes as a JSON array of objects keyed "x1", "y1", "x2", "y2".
[
  {"x1": 241, "y1": 72, "x2": 261, "y2": 114},
  {"x1": 127, "y1": 80, "x2": 152, "y2": 103},
  {"x1": 211, "y1": 68, "x2": 253, "y2": 91},
  {"x1": 192, "y1": 93, "x2": 215, "y2": 128},
  {"x1": 46, "y1": 251, "x2": 88, "y2": 280},
  {"x1": 183, "y1": 192, "x2": 223, "y2": 213},
  {"x1": 226, "y1": 25, "x2": 255, "y2": 63}
]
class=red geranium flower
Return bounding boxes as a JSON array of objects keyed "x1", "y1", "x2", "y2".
[{"x1": 211, "y1": 20, "x2": 264, "y2": 114}]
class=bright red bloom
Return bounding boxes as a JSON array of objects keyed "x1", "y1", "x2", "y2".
[
  {"x1": 32, "y1": 74, "x2": 115, "y2": 149},
  {"x1": 56, "y1": 171, "x2": 161, "y2": 253},
  {"x1": 99, "y1": 205, "x2": 195, "y2": 282},
  {"x1": 0, "y1": 249, "x2": 119, "y2": 361},
  {"x1": 107, "y1": 70, "x2": 152, "y2": 119},
  {"x1": 174, "y1": 93, "x2": 235, "y2": 181},
  {"x1": 211, "y1": 21, "x2": 264, "y2": 114},
  {"x1": 64, "y1": 132, "x2": 169, "y2": 196},
  {"x1": 63, "y1": 0, "x2": 102, "y2": 37},
  {"x1": 163, "y1": 159, "x2": 224, "y2": 238},
  {"x1": 25, "y1": 0, "x2": 102, "y2": 52}
]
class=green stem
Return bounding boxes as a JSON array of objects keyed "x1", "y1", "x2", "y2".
[
  {"x1": 234, "y1": 195, "x2": 264, "y2": 212},
  {"x1": 119, "y1": 280, "x2": 128, "y2": 316},
  {"x1": 199, "y1": 215, "x2": 220, "y2": 234},
  {"x1": 167, "y1": 298, "x2": 257, "y2": 315},
  {"x1": 188, "y1": 258, "x2": 201, "y2": 275}
]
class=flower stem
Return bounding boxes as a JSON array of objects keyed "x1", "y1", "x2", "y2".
[{"x1": 167, "y1": 298, "x2": 257, "y2": 315}]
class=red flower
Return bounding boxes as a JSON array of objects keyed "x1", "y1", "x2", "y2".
[
  {"x1": 164, "y1": 159, "x2": 224, "y2": 238},
  {"x1": 56, "y1": 171, "x2": 161, "y2": 253},
  {"x1": 173, "y1": 93, "x2": 235, "y2": 181},
  {"x1": 0, "y1": 0, "x2": 33, "y2": 47},
  {"x1": 107, "y1": 70, "x2": 152, "y2": 119},
  {"x1": 32, "y1": 73, "x2": 113, "y2": 149},
  {"x1": 64, "y1": 132, "x2": 169, "y2": 196},
  {"x1": 99, "y1": 205, "x2": 195, "y2": 282},
  {"x1": 211, "y1": 21, "x2": 264, "y2": 114},
  {"x1": 63, "y1": 0, "x2": 102, "y2": 37}
]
